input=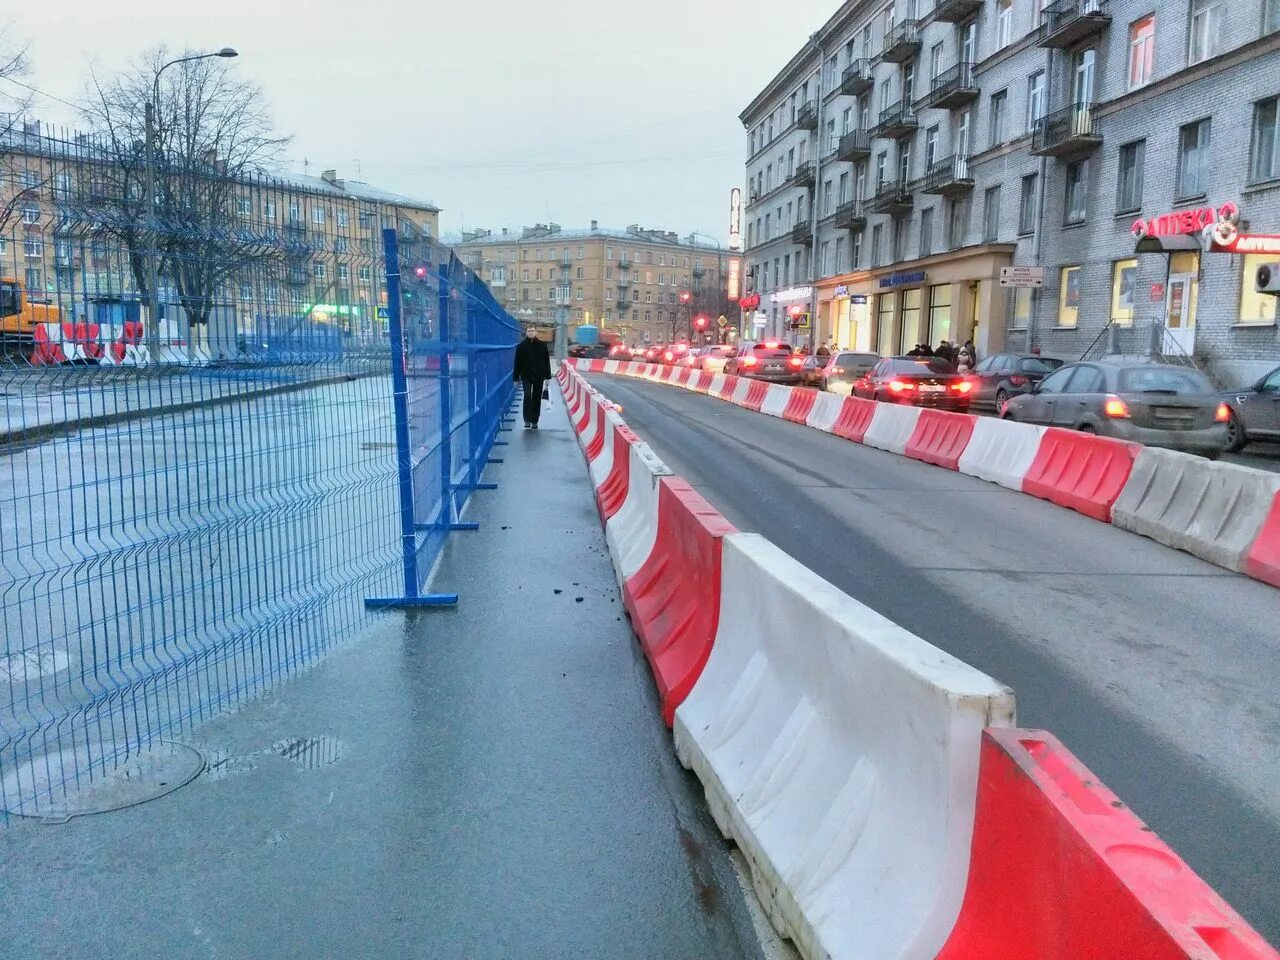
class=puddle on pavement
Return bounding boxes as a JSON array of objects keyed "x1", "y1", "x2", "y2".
[{"x1": 271, "y1": 736, "x2": 345, "y2": 769}]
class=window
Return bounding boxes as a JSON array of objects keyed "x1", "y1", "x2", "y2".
[
  {"x1": 606, "y1": 246, "x2": 614, "y2": 260},
  {"x1": 1027, "y1": 71, "x2": 1045, "y2": 130},
  {"x1": 1035, "y1": 366, "x2": 1077, "y2": 394},
  {"x1": 925, "y1": 126, "x2": 939, "y2": 169},
  {"x1": 1240, "y1": 254, "x2": 1279, "y2": 323},
  {"x1": 1177, "y1": 119, "x2": 1210, "y2": 198},
  {"x1": 839, "y1": 171, "x2": 850, "y2": 204},
  {"x1": 997, "y1": 0, "x2": 1014, "y2": 47},
  {"x1": 928, "y1": 284, "x2": 952, "y2": 342},
  {"x1": 820, "y1": 241, "x2": 831, "y2": 276},
  {"x1": 1111, "y1": 258, "x2": 1138, "y2": 324},
  {"x1": 314, "y1": 262, "x2": 329, "y2": 280},
  {"x1": 1057, "y1": 266, "x2": 1081, "y2": 327},
  {"x1": 54, "y1": 173, "x2": 71, "y2": 201},
  {"x1": 239, "y1": 282, "x2": 253, "y2": 301},
  {"x1": 983, "y1": 186, "x2": 1001, "y2": 242},
  {"x1": 576, "y1": 267, "x2": 584, "y2": 280},
  {"x1": 1128, "y1": 16, "x2": 1155, "y2": 89},
  {"x1": 535, "y1": 268, "x2": 543, "y2": 281},
  {"x1": 893, "y1": 219, "x2": 907, "y2": 261},
  {"x1": 919, "y1": 207, "x2": 934, "y2": 257},
  {"x1": 930, "y1": 42, "x2": 944, "y2": 81},
  {"x1": 21, "y1": 205, "x2": 39, "y2": 225},
  {"x1": 578, "y1": 288, "x2": 585, "y2": 301},
  {"x1": 1011, "y1": 287, "x2": 1034, "y2": 328},
  {"x1": 877, "y1": 293, "x2": 895, "y2": 355},
  {"x1": 20, "y1": 169, "x2": 38, "y2": 190},
  {"x1": 522, "y1": 270, "x2": 529, "y2": 282},
  {"x1": 1019, "y1": 174, "x2": 1038, "y2": 234},
  {"x1": 25, "y1": 267, "x2": 41, "y2": 292},
  {"x1": 1117, "y1": 141, "x2": 1145, "y2": 211},
  {"x1": 337, "y1": 211, "x2": 349, "y2": 227},
  {"x1": 1064, "y1": 161, "x2": 1088, "y2": 224},
  {"x1": 989, "y1": 90, "x2": 1007, "y2": 146},
  {"x1": 871, "y1": 223, "x2": 883, "y2": 265},
  {"x1": 835, "y1": 236, "x2": 847, "y2": 272},
  {"x1": 288, "y1": 202, "x2": 301, "y2": 222},
  {"x1": 358, "y1": 265, "x2": 371, "y2": 283},
  {"x1": 1252, "y1": 98, "x2": 1280, "y2": 181},
  {"x1": 238, "y1": 197, "x2": 252, "y2": 217},
  {"x1": 335, "y1": 236, "x2": 348, "y2": 253},
  {"x1": 853, "y1": 230, "x2": 864, "y2": 268},
  {"x1": 312, "y1": 206, "x2": 326, "y2": 225},
  {"x1": 900, "y1": 288, "x2": 922, "y2": 352},
  {"x1": 23, "y1": 235, "x2": 42, "y2": 258}
]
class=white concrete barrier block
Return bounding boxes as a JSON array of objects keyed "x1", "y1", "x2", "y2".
[
  {"x1": 675, "y1": 534, "x2": 1014, "y2": 960},
  {"x1": 604, "y1": 440, "x2": 673, "y2": 587},
  {"x1": 708, "y1": 373, "x2": 728, "y2": 399},
  {"x1": 588, "y1": 411, "x2": 625, "y2": 489},
  {"x1": 807, "y1": 392, "x2": 844, "y2": 433},
  {"x1": 603, "y1": 359, "x2": 620, "y2": 375},
  {"x1": 760, "y1": 384, "x2": 793, "y2": 418},
  {"x1": 1112, "y1": 447, "x2": 1280, "y2": 571},
  {"x1": 730, "y1": 377, "x2": 753, "y2": 406},
  {"x1": 956, "y1": 417, "x2": 1047, "y2": 491},
  {"x1": 862, "y1": 403, "x2": 923, "y2": 456}
]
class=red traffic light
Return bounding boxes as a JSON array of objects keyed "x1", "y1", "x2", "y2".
[
  {"x1": 414, "y1": 265, "x2": 428, "y2": 279},
  {"x1": 788, "y1": 304, "x2": 805, "y2": 317},
  {"x1": 694, "y1": 316, "x2": 708, "y2": 329},
  {"x1": 679, "y1": 291, "x2": 691, "y2": 303}
]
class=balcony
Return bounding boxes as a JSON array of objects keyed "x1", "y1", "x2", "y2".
[
  {"x1": 1031, "y1": 102, "x2": 1101, "y2": 157},
  {"x1": 692, "y1": 264, "x2": 706, "y2": 278},
  {"x1": 919, "y1": 62, "x2": 978, "y2": 110},
  {"x1": 796, "y1": 100, "x2": 820, "y2": 130},
  {"x1": 791, "y1": 220, "x2": 813, "y2": 244},
  {"x1": 869, "y1": 181, "x2": 914, "y2": 215},
  {"x1": 489, "y1": 275, "x2": 507, "y2": 288},
  {"x1": 1038, "y1": 0, "x2": 1111, "y2": 48},
  {"x1": 931, "y1": 0, "x2": 984, "y2": 22},
  {"x1": 833, "y1": 200, "x2": 867, "y2": 231},
  {"x1": 560, "y1": 256, "x2": 573, "y2": 267},
  {"x1": 789, "y1": 160, "x2": 816, "y2": 187},
  {"x1": 617, "y1": 257, "x2": 632, "y2": 269},
  {"x1": 881, "y1": 20, "x2": 921, "y2": 63},
  {"x1": 841, "y1": 59, "x2": 874, "y2": 96},
  {"x1": 872, "y1": 99, "x2": 918, "y2": 139},
  {"x1": 919, "y1": 155, "x2": 974, "y2": 196},
  {"x1": 836, "y1": 129, "x2": 872, "y2": 161}
]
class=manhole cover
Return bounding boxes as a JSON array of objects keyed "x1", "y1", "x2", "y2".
[{"x1": 0, "y1": 741, "x2": 205, "y2": 823}]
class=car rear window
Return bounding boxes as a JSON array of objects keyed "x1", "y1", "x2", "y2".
[
  {"x1": 1019, "y1": 357, "x2": 1063, "y2": 373},
  {"x1": 1119, "y1": 367, "x2": 1213, "y2": 394},
  {"x1": 836, "y1": 353, "x2": 876, "y2": 367},
  {"x1": 752, "y1": 342, "x2": 792, "y2": 354},
  {"x1": 889, "y1": 358, "x2": 954, "y2": 375}
]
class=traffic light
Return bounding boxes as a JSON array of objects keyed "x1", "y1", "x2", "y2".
[
  {"x1": 694, "y1": 315, "x2": 708, "y2": 330},
  {"x1": 679, "y1": 291, "x2": 691, "y2": 304},
  {"x1": 788, "y1": 305, "x2": 810, "y2": 329},
  {"x1": 413, "y1": 265, "x2": 428, "y2": 279}
]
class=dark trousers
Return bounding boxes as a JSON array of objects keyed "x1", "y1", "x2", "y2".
[{"x1": 522, "y1": 378, "x2": 545, "y2": 425}]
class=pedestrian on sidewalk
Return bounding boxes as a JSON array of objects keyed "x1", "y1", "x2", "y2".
[{"x1": 514, "y1": 327, "x2": 552, "y2": 429}]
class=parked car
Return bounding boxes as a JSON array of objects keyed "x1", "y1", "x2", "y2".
[
  {"x1": 681, "y1": 346, "x2": 706, "y2": 370},
  {"x1": 641, "y1": 343, "x2": 665, "y2": 362},
  {"x1": 608, "y1": 343, "x2": 632, "y2": 360},
  {"x1": 724, "y1": 340, "x2": 804, "y2": 383},
  {"x1": 969, "y1": 353, "x2": 1065, "y2": 409},
  {"x1": 1001, "y1": 361, "x2": 1229, "y2": 456},
  {"x1": 661, "y1": 342, "x2": 692, "y2": 365},
  {"x1": 701, "y1": 343, "x2": 737, "y2": 375},
  {"x1": 819, "y1": 351, "x2": 880, "y2": 395},
  {"x1": 1221, "y1": 364, "x2": 1280, "y2": 451},
  {"x1": 852, "y1": 356, "x2": 973, "y2": 410},
  {"x1": 798, "y1": 355, "x2": 824, "y2": 387},
  {"x1": 568, "y1": 342, "x2": 610, "y2": 360}
]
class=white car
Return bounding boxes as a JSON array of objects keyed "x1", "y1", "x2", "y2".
[{"x1": 700, "y1": 344, "x2": 736, "y2": 375}]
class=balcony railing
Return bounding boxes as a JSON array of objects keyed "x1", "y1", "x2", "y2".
[
  {"x1": 796, "y1": 100, "x2": 820, "y2": 129},
  {"x1": 869, "y1": 181, "x2": 914, "y2": 215},
  {"x1": 833, "y1": 200, "x2": 867, "y2": 230},
  {"x1": 919, "y1": 155, "x2": 974, "y2": 196},
  {"x1": 919, "y1": 63, "x2": 978, "y2": 110},
  {"x1": 692, "y1": 264, "x2": 706, "y2": 277},
  {"x1": 1038, "y1": 0, "x2": 1111, "y2": 48},
  {"x1": 1031, "y1": 102, "x2": 1101, "y2": 157},
  {"x1": 560, "y1": 256, "x2": 573, "y2": 267},
  {"x1": 932, "y1": 0, "x2": 985, "y2": 22},
  {"x1": 789, "y1": 160, "x2": 816, "y2": 187},
  {"x1": 872, "y1": 98, "x2": 918, "y2": 139},
  {"x1": 791, "y1": 220, "x2": 814, "y2": 244},
  {"x1": 618, "y1": 257, "x2": 632, "y2": 269},
  {"x1": 837, "y1": 130, "x2": 873, "y2": 161},
  {"x1": 881, "y1": 20, "x2": 921, "y2": 63},
  {"x1": 841, "y1": 59, "x2": 874, "y2": 96}
]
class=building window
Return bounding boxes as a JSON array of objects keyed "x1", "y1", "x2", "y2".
[
  {"x1": 1240, "y1": 254, "x2": 1280, "y2": 323},
  {"x1": 238, "y1": 197, "x2": 252, "y2": 217},
  {"x1": 919, "y1": 207, "x2": 934, "y2": 258},
  {"x1": 1252, "y1": 98, "x2": 1280, "y2": 181},
  {"x1": 358, "y1": 266, "x2": 371, "y2": 283},
  {"x1": 338, "y1": 264, "x2": 349, "y2": 281},
  {"x1": 314, "y1": 262, "x2": 326, "y2": 280},
  {"x1": 21, "y1": 205, "x2": 39, "y2": 225},
  {"x1": 871, "y1": 224, "x2": 883, "y2": 265},
  {"x1": 893, "y1": 219, "x2": 907, "y2": 261},
  {"x1": 1189, "y1": 0, "x2": 1222, "y2": 64},
  {"x1": 578, "y1": 288, "x2": 585, "y2": 301},
  {"x1": 312, "y1": 206, "x2": 326, "y2": 225},
  {"x1": 997, "y1": 0, "x2": 1014, "y2": 46},
  {"x1": 1064, "y1": 161, "x2": 1088, "y2": 224},
  {"x1": 24, "y1": 235, "x2": 42, "y2": 258},
  {"x1": 989, "y1": 90, "x2": 1007, "y2": 147},
  {"x1": 901, "y1": 288, "x2": 923, "y2": 353},
  {"x1": 928, "y1": 284, "x2": 952, "y2": 343},
  {"x1": 1011, "y1": 287, "x2": 1034, "y2": 328},
  {"x1": 1027, "y1": 71, "x2": 1045, "y2": 131},
  {"x1": 983, "y1": 185, "x2": 1001, "y2": 242},
  {"x1": 288, "y1": 202, "x2": 301, "y2": 222},
  {"x1": 835, "y1": 236, "x2": 847, "y2": 272},
  {"x1": 239, "y1": 282, "x2": 253, "y2": 301},
  {"x1": 577, "y1": 267, "x2": 584, "y2": 280},
  {"x1": 1128, "y1": 16, "x2": 1155, "y2": 89},
  {"x1": 876, "y1": 292, "x2": 895, "y2": 355},
  {"x1": 1019, "y1": 174, "x2": 1038, "y2": 235},
  {"x1": 1117, "y1": 140, "x2": 1145, "y2": 211},
  {"x1": 337, "y1": 211, "x2": 349, "y2": 227},
  {"x1": 948, "y1": 198, "x2": 967, "y2": 249},
  {"x1": 853, "y1": 231, "x2": 864, "y2": 268},
  {"x1": 25, "y1": 267, "x2": 41, "y2": 292},
  {"x1": 335, "y1": 236, "x2": 348, "y2": 253},
  {"x1": 606, "y1": 246, "x2": 614, "y2": 260},
  {"x1": 1177, "y1": 119, "x2": 1210, "y2": 199},
  {"x1": 1111, "y1": 258, "x2": 1138, "y2": 324},
  {"x1": 1057, "y1": 266, "x2": 1081, "y2": 327}
]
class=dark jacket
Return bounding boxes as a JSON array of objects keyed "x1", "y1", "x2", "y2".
[{"x1": 513, "y1": 336, "x2": 552, "y2": 382}]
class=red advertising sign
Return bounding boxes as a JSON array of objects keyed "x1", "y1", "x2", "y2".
[
  {"x1": 1210, "y1": 233, "x2": 1280, "y2": 255},
  {"x1": 739, "y1": 293, "x2": 761, "y2": 310},
  {"x1": 1150, "y1": 282, "x2": 1165, "y2": 300},
  {"x1": 1130, "y1": 202, "x2": 1238, "y2": 240}
]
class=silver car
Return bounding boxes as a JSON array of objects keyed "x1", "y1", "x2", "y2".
[{"x1": 1001, "y1": 361, "x2": 1229, "y2": 457}]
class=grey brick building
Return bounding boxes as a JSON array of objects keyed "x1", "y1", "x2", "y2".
[{"x1": 741, "y1": 0, "x2": 1280, "y2": 384}]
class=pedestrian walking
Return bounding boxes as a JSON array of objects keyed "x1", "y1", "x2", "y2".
[
  {"x1": 963, "y1": 339, "x2": 977, "y2": 365},
  {"x1": 816, "y1": 342, "x2": 831, "y2": 358},
  {"x1": 957, "y1": 348, "x2": 975, "y2": 373},
  {"x1": 513, "y1": 326, "x2": 552, "y2": 429}
]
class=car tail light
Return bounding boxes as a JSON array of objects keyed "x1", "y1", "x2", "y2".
[
  {"x1": 888, "y1": 380, "x2": 915, "y2": 392},
  {"x1": 950, "y1": 380, "x2": 973, "y2": 393},
  {"x1": 741, "y1": 356, "x2": 759, "y2": 367},
  {"x1": 832, "y1": 366, "x2": 844, "y2": 374},
  {"x1": 788, "y1": 357, "x2": 803, "y2": 368},
  {"x1": 664, "y1": 352, "x2": 674, "y2": 362},
  {"x1": 765, "y1": 340, "x2": 781, "y2": 349},
  {"x1": 1008, "y1": 375, "x2": 1029, "y2": 386},
  {"x1": 1104, "y1": 395, "x2": 1131, "y2": 419},
  {"x1": 1215, "y1": 402, "x2": 1231, "y2": 423}
]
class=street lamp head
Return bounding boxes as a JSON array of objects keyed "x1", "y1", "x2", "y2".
[{"x1": 216, "y1": 48, "x2": 239, "y2": 58}]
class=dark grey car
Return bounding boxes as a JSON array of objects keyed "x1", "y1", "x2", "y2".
[
  {"x1": 1221, "y1": 365, "x2": 1280, "y2": 451},
  {"x1": 1001, "y1": 361, "x2": 1229, "y2": 456},
  {"x1": 970, "y1": 353, "x2": 1065, "y2": 409}
]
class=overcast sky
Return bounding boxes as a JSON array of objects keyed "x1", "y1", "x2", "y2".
[{"x1": 4, "y1": 1, "x2": 838, "y2": 241}]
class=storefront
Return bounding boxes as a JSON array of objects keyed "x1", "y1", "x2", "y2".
[{"x1": 816, "y1": 279, "x2": 874, "y2": 351}]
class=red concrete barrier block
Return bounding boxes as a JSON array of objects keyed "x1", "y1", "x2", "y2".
[
  {"x1": 588, "y1": 359, "x2": 605, "y2": 373},
  {"x1": 1243, "y1": 491, "x2": 1280, "y2": 588},
  {"x1": 585, "y1": 403, "x2": 608, "y2": 460},
  {"x1": 904, "y1": 409, "x2": 978, "y2": 470},
  {"x1": 938, "y1": 729, "x2": 1279, "y2": 960},
  {"x1": 741, "y1": 379, "x2": 771, "y2": 412},
  {"x1": 782, "y1": 387, "x2": 819, "y2": 424},
  {"x1": 830, "y1": 396, "x2": 877, "y2": 442},
  {"x1": 696, "y1": 370, "x2": 715, "y2": 393},
  {"x1": 597, "y1": 423, "x2": 639, "y2": 520},
  {"x1": 677, "y1": 366, "x2": 695, "y2": 387},
  {"x1": 718, "y1": 374, "x2": 740, "y2": 400},
  {"x1": 573, "y1": 392, "x2": 595, "y2": 434},
  {"x1": 1022, "y1": 428, "x2": 1139, "y2": 523},
  {"x1": 624, "y1": 477, "x2": 737, "y2": 726}
]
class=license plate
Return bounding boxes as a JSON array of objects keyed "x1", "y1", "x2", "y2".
[
  {"x1": 765, "y1": 363, "x2": 783, "y2": 371},
  {"x1": 919, "y1": 384, "x2": 945, "y2": 393}
]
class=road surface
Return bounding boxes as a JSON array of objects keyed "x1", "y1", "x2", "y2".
[{"x1": 590, "y1": 373, "x2": 1280, "y2": 944}]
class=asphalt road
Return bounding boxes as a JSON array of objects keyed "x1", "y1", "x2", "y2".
[{"x1": 590, "y1": 373, "x2": 1280, "y2": 945}]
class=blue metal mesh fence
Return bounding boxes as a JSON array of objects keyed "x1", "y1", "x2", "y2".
[{"x1": 0, "y1": 127, "x2": 516, "y2": 818}]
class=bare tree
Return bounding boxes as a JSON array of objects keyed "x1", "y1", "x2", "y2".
[
  {"x1": 81, "y1": 47, "x2": 290, "y2": 326},
  {"x1": 0, "y1": 25, "x2": 42, "y2": 236}
]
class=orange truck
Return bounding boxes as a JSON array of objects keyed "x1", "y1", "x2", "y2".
[{"x1": 0, "y1": 277, "x2": 63, "y2": 357}]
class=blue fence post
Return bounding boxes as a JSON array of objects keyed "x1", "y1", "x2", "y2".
[
  {"x1": 437, "y1": 259, "x2": 456, "y2": 529},
  {"x1": 365, "y1": 229, "x2": 459, "y2": 609}
]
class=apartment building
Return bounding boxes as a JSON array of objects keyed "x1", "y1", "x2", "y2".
[
  {"x1": 453, "y1": 222, "x2": 739, "y2": 346},
  {"x1": 743, "y1": 0, "x2": 1280, "y2": 383}
]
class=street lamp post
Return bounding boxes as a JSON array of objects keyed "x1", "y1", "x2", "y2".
[
  {"x1": 688, "y1": 231, "x2": 725, "y2": 343},
  {"x1": 144, "y1": 46, "x2": 238, "y2": 359}
]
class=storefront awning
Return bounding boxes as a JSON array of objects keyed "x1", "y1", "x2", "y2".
[{"x1": 1134, "y1": 234, "x2": 1202, "y2": 254}]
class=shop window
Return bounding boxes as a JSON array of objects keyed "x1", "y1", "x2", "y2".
[
  {"x1": 1010, "y1": 287, "x2": 1034, "y2": 329},
  {"x1": 928, "y1": 284, "x2": 952, "y2": 343},
  {"x1": 1111, "y1": 258, "x2": 1137, "y2": 325},
  {"x1": 1057, "y1": 266, "x2": 1080, "y2": 328},
  {"x1": 900, "y1": 288, "x2": 923, "y2": 353},
  {"x1": 877, "y1": 293, "x2": 895, "y2": 356},
  {"x1": 1239, "y1": 254, "x2": 1279, "y2": 324}
]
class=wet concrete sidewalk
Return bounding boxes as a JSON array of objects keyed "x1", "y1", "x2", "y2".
[{"x1": 0, "y1": 388, "x2": 765, "y2": 960}]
